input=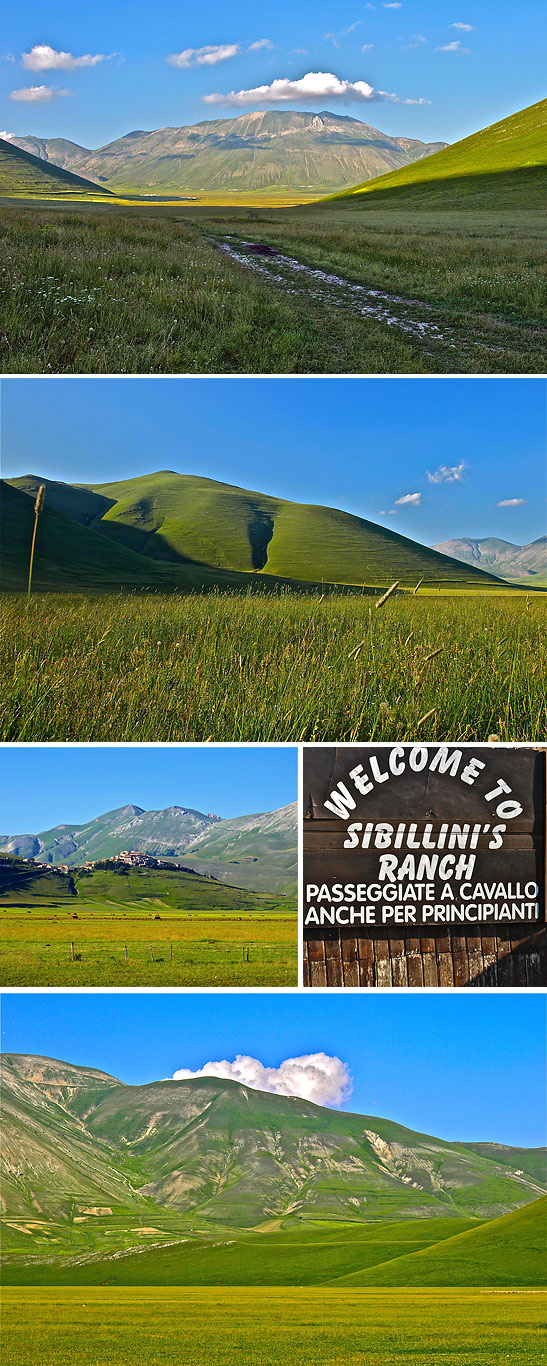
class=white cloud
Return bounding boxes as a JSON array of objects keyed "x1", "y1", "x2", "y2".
[
  {"x1": 21, "y1": 44, "x2": 107, "y2": 70},
  {"x1": 10, "y1": 84, "x2": 71, "y2": 102},
  {"x1": 497, "y1": 498, "x2": 527, "y2": 507},
  {"x1": 168, "y1": 44, "x2": 240, "y2": 68},
  {"x1": 401, "y1": 33, "x2": 427, "y2": 49},
  {"x1": 362, "y1": 43, "x2": 375, "y2": 50},
  {"x1": 172, "y1": 1052, "x2": 353, "y2": 1107},
  {"x1": 395, "y1": 492, "x2": 421, "y2": 506},
  {"x1": 452, "y1": 21, "x2": 474, "y2": 30},
  {"x1": 0, "y1": 130, "x2": 14, "y2": 138},
  {"x1": 204, "y1": 70, "x2": 428, "y2": 106},
  {"x1": 427, "y1": 462, "x2": 467, "y2": 484},
  {"x1": 435, "y1": 39, "x2": 470, "y2": 52},
  {"x1": 383, "y1": 3, "x2": 402, "y2": 7},
  {"x1": 326, "y1": 20, "x2": 364, "y2": 44},
  {"x1": 249, "y1": 39, "x2": 274, "y2": 52}
]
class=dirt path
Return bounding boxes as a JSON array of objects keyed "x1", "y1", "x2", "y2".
[{"x1": 213, "y1": 235, "x2": 454, "y2": 354}]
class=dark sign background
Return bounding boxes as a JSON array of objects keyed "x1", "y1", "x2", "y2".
[{"x1": 303, "y1": 746, "x2": 546, "y2": 989}]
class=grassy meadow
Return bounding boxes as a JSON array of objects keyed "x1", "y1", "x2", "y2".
[
  {"x1": 0, "y1": 857, "x2": 297, "y2": 986},
  {"x1": 0, "y1": 906, "x2": 296, "y2": 986},
  {"x1": 0, "y1": 199, "x2": 544, "y2": 373},
  {"x1": 3, "y1": 1287, "x2": 544, "y2": 1366},
  {"x1": 1, "y1": 589, "x2": 544, "y2": 742}
]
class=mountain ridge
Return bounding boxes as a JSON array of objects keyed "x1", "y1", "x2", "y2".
[
  {"x1": 0, "y1": 800, "x2": 297, "y2": 894},
  {"x1": 434, "y1": 535, "x2": 547, "y2": 580},
  {"x1": 3, "y1": 1053, "x2": 545, "y2": 1225},
  {"x1": 5, "y1": 111, "x2": 446, "y2": 196}
]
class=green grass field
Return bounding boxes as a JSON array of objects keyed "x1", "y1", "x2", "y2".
[
  {"x1": 0, "y1": 913, "x2": 296, "y2": 986},
  {"x1": 1, "y1": 99, "x2": 544, "y2": 373},
  {"x1": 1, "y1": 590, "x2": 544, "y2": 741},
  {"x1": 0, "y1": 855, "x2": 297, "y2": 985},
  {"x1": 1, "y1": 200, "x2": 544, "y2": 373},
  {"x1": 3, "y1": 1287, "x2": 544, "y2": 1366}
]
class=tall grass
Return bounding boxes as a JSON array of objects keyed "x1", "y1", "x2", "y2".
[
  {"x1": 26, "y1": 484, "x2": 45, "y2": 606},
  {"x1": 2, "y1": 591, "x2": 544, "y2": 742},
  {"x1": 1, "y1": 203, "x2": 545, "y2": 373}
]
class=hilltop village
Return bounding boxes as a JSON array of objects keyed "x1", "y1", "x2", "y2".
[{"x1": 22, "y1": 850, "x2": 186, "y2": 876}]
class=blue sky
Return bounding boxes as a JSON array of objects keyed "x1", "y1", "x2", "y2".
[
  {"x1": 3, "y1": 377, "x2": 545, "y2": 545},
  {"x1": 1, "y1": 0, "x2": 544, "y2": 148},
  {"x1": 1, "y1": 992, "x2": 545, "y2": 1145},
  {"x1": 0, "y1": 745, "x2": 296, "y2": 832}
]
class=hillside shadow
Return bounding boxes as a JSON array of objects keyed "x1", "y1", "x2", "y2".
[{"x1": 331, "y1": 165, "x2": 547, "y2": 212}]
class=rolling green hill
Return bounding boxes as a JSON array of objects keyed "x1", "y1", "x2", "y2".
[
  {"x1": 7, "y1": 471, "x2": 503, "y2": 591},
  {"x1": 0, "y1": 801, "x2": 297, "y2": 895},
  {"x1": 7, "y1": 112, "x2": 446, "y2": 197},
  {"x1": 0, "y1": 853, "x2": 287, "y2": 914},
  {"x1": 0, "y1": 136, "x2": 113, "y2": 200},
  {"x1": 330, "y1": 99, "x2": 547, "y2": 209},
  {"x1": 0, "y1": 479, "x2": 277, "y2": 594},
  {"x1": 2, "y1": 1055, "x2": 545, "y2": 1286},
  {"x1": 333, "y1": 1197, "x2": 547, "y2": 1287}
]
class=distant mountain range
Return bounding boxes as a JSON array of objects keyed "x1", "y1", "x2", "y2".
[
  {"x1": 0, "y1": 801, "x2": 297, "y2": 894},
  {"x1": 434, "y1": 536, "x2": 547, "y2": 581},
  {"x1": 4, "y1": 111, "x2": 446, "y2": 196},
  {"x1": 2, "y1": 1053, "x2": 546, "y2": 1286},
  {"x1": 2, "y1": 472, "x2": 504, "y2": 593}
]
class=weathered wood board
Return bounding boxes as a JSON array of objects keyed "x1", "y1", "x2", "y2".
[{"x1": 302, "y1": 745, "x2": 546, "y2": 989}]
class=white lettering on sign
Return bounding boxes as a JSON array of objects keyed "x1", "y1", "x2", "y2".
[{"x1": 324, "y1": 746, "x2": 524, "y2": 820}]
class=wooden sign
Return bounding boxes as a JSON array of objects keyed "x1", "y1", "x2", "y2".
[{"x1": 303, "y1": 746, "x2": 546, "y2": 988}]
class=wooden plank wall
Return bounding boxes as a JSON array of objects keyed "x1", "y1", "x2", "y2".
[{"x1": 303, "y1": 923, "x2": 547, "y2": 988}]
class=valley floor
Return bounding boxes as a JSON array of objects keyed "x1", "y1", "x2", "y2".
[
  {"x1": 0, "y1": 905, "x2": 297, "y2": 986},
  {"x1": 0, "y1": 201, "x2": 544, "y2": 373},
  {"x1": 3, "y1": 1287, "x2": 544, "y2": 1365},
  {"x1": 2, "y1": 592, "x2": 545, "y2": 742}
]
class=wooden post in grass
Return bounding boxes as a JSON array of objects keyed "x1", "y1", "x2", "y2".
[
  {"x1": 27, "y1": 484, "x2": 45, "y2": 606},
  {"x1": 124, "y1": 943, "x2": 128, "y2": 962},
  {"x1": 246, "y1": 947, "x2": 249, "y2": 963},
  {"x1": 170, "y1": 942, "x2": 173, "y2": 962},
  {"x1": 149, "y1": 945, "x2": 154, "y2": 961},
  {"x1": 70, "y1": 941, "x2": 74, "y2": 961}
]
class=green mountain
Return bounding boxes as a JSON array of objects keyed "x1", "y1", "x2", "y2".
[
  {"x1": 2, "y1": 1055, "x2": 545, "y2": 1286},
  {"x1": 0, "y1": 801, "x2": 298, "y2": 894},
  {"x1": 0, "y1": 135, "x2": 113, "y2": 200},
  {"x1": 7, "y1": 112, "x2": 446, "y2": 197},
  {"x1": 6, "y1": 471, "x2": 503, "y2": 591},
  {"x1": 330, "y1": 100, "x2": 547, "y2": 209},
  {"x1": 334, "y1": 1197, "x2": 547, "y2": 1286},
  {"x1": 434, "y1": 536, "x2": 547, "y2": 581}
]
